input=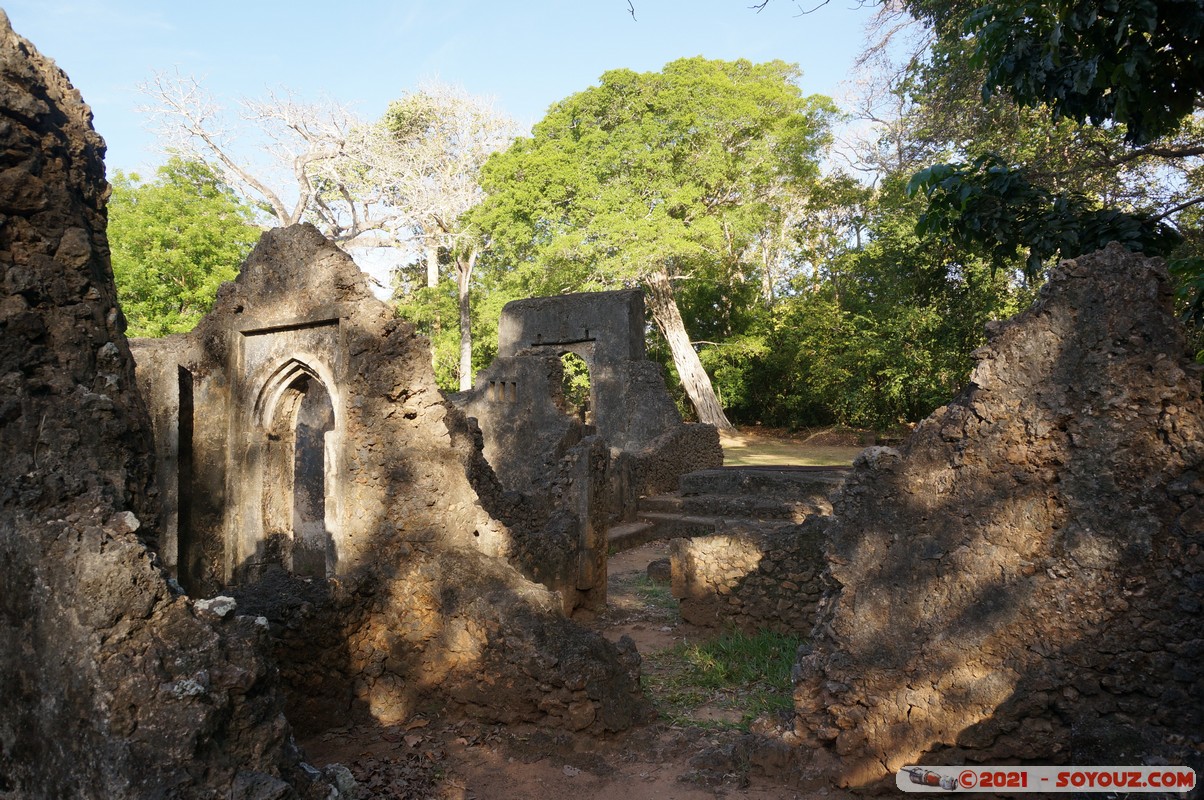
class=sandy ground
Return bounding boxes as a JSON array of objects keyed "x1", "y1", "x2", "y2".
[
  {"x1": 301, "y1": 541, "x2": 844, "y2": 799},
  {"x1": 718, "y1": 429, "x2": 864, "y2": 468},
  {"x1": 300, "y1": 433, "x2": 866, "y2": 798}
]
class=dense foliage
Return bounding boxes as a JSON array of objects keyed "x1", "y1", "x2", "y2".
[
  {"x1": 695, "y1": 179, "x2": 1029, "y2": 429},
  {"x1": 109, "y1": 157, "x2": 261, "y2": 337},
  {"x1": 909, "y1": 156, "x2": 1184, "y2": 277},
  {"x1": 117, "y1": 4, "x2": 1204, "y2": 430},
  {"x1": 959, "y1": 0, "x2": 1204, "y2": 146},
  {"x1": 468, "y1": 57, "x2": 837, "y2": 428},
  {"x1": 898, "y1": 0, "x2": 1204, "y2": 314}
]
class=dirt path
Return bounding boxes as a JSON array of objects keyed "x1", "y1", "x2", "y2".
[
  {"x1": 301, "y1": 431, "x2": 868, "y2": 798},
  {"x1": 302, "y1": 542, "x2": 843, "y2": 799}
]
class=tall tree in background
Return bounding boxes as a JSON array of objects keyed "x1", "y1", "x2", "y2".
[
  {"x1": 893, "y1": 0, "x2": 1204, "y2": 280},
  {"x1": 108, "y1": 157, "x2": 261, "y2": 336},
  {"x1": 472, "y1": 57, "x2": 836, "y2": 428},
  {"x1": 378, "y1": 82, "x2": 521, "y2": 389}
]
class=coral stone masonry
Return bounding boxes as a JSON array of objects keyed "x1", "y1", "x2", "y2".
[
  {"x1": 792, "y1": 245, "x2": 1204, "y2": 788},
  {"x1": 0, "y1": 14, "x2": 334, "y2": 798},
  {"x1": 132, "y1": 224, "x2": 652, "y2": 735},
  {"x1": 4, "y1": 9, "x2": 1202, "y2": 797}
]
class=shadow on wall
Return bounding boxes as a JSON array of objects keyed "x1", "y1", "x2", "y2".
[
  {"x1": 0, "y1": 15, "x2": 340, "y2": 798},
  {"x1": 790, "y1": 246, "x2": 1204, "y2": 789},
  {"x1": 446, "y1": 290, "x2": 723, "y2": 614},
  {"x1": 132, "y1": 224, "x2": 655, "y2": 739}
]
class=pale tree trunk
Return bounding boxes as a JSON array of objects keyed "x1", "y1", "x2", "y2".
[
  {"x1": 645, "y1": 266, "x2": 734, "y2": 430},
  {"x1": 456, "y1": 249, "x2": 477, "y2": 391},
  {"x1": 425, "y1": 241, "x2": 440, "y2": 289},
  {"x1": 761, "y1": 238, "x2": 775, "y2": 305}
]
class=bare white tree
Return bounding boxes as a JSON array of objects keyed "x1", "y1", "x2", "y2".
[
  {"x1": 370, "y1": 81, "x2": 521, "y2": 389},
  {"x1": 141, "y1": 74, "x2": 519, "y2": 389},
  {"x1": 138, "y1": 71, "x2": 403, "y2": 246}
]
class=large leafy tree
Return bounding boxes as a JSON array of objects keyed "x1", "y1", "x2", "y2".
[
  {"x1": 953, "y1": 0, "x2": 1204, "y2": 146},
  {"x1": 471, "y1": 57, "x2": 836, "y2": 428},
  {"x1": 706, "y1": 172, "x2": 1029, "y2": 430},
  {"x1": 896, "y1": 0, "x2": 1204, "y2": 283},
  {"x1": 109, "y1": 157, "x2": 262, "y2": 337}
]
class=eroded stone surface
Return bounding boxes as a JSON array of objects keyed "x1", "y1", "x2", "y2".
[
  {"x1": 0, "y1": 14, "x2": 332, "y2": 798},
  {"x1": 792, "y1": 245, "x2": 1204, "y2": 788},
  {"x1": 451, "y1": 290, "x2": 721, "y2": 611},
  {"x1": 133, "y1": 223, "x2": 653, "y2": 735},
  {"x1": 671, "y1": 520, "x2": 827, "y2": 634}
]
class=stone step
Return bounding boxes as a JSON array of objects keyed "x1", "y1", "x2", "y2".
[
  {"x1": 637, "y1": 492, "x2": 830, "y2": 521},
  {"x1": 634, "y1": 511, "x2": 798, "y2": 541},
  {"x1": 679, "y1": 466, "x2": 848, "y2": 499},
  {"x1": 606, "y1": 520, "x2": 656, "y2": 552}
]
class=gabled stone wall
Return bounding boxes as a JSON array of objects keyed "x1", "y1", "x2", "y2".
[
  {"x1": 792, "y1": 245, "x2": 1204, "y2": 788},
  {"x1": 132, "y1": 224, "x2": 511, "y2": 593}
]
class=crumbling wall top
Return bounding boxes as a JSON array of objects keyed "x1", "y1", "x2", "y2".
[
  {"x1": 498, "y1": 289, "x2": 645, "y2": 363},
  {"x1": 791, "y1": 244, "x2": 1204, "y2": 788}
]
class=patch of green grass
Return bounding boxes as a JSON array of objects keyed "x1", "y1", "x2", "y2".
[
  {"x1": 628, "y1": 575, "x2": 677, "y2": 611},
  {"x1": 642, "y1": 629, "x2": 802, "y2": 730}
]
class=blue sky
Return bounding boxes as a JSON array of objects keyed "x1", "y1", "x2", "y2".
[{"x1": 4, "y1": 1, "x2": 876, "y2": 175}]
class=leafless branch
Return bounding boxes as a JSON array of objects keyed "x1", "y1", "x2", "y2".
[
  {"x1": 795, "y1": 0, "x2": 831, "y2": 16},
  {"x1": 1152, "y1": 195, "x2": 1204, "y2": 223}
]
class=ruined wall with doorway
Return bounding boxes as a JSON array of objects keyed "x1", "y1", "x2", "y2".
[
  {"x1": 451, "y1": 290, "x2": 722, "y2": 612},
  {"x1": 132, "y1": 225, "x2": 513, "y2": 592},
  {"x1": 132, "y1": 224, "x2": 652, "y2": 735},
  {"x1": 0, "y1": 16, "x2": 336, "y2": 796},
  {"x1": 790, "y1": 246, "x2": 1204, "y2": 789}
]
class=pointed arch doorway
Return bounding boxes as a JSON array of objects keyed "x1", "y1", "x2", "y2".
[{"x1": 255, "y1": 359, "x2": 339, "y2": 579}]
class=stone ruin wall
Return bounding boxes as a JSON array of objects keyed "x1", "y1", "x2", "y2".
[
  {"x1": 452, "y1": 289, "x2": 721, "y2": 612},
  {"x1": 450, "y1": 350, "x2": 613, "y2": 613},
  {"x1": 132, "y1": 224, "x2": 653, "y2": 735},
  {"x1": 790, "y1": 245, "x2": 1204, "y2": 789},
  {"x1": 670, "y1": 520, "x2": 828, "y2": 635},
  {"x1": 616, "y1": 422, "x2": 727, "y2": 501},
  {"x1": 456, "y1": 290, "x2": 722, "y2": 509},
  {"x1": 130, "y1": 223, "x2": 511, "y2": 594},
  {"x1": 0, "y1": 15, "x2": 337, "y2": 798}
]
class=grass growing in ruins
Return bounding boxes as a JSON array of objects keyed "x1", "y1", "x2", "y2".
[
  {"x1": 629, "y1": 575, "x2": 677, "y2": 611},
  {"x1": 643, "y1": 629, "x2": 801, "y2": 730}
]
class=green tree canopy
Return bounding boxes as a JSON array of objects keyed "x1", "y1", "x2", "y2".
[
  {"x1": 953, "y1": 0, "x2": 1204, "y2": 146},
  {"x1": 892, "y1": 0, "x2": 1204, "y2": 303},
  {"x1": 471, "y1": 57, "x2": 836, "y2": 427},
  {"x1": 109, "y1": 157, "x2": 262, "y2": 337}
]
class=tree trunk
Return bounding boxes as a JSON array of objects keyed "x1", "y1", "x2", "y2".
[
  {"x1": 426, "y1": 241, "x2": 439, "y2": 289},
  {"x1": 645, "y1": 266, "x2": 734, "y2": 430},
  {"x1": 456, "y1": 249, "x2": 477, "y2": 391}
]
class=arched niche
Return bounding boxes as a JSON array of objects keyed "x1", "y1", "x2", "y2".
[{"x1": 252, "y1": 358, "x2": 339, "y2": 579}]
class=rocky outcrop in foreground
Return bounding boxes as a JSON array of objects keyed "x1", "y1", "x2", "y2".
[
  {"x1": 0, "y1": 14, "x2": 332, "y2": 798},
  {"x1": 793, "y1": 245, "x2": 1204, "y2": 788}
]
